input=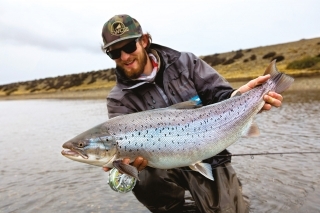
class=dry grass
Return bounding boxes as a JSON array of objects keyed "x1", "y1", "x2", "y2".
[{"x1": 1, "y1": 37, "x2": 320, "y2": 99}]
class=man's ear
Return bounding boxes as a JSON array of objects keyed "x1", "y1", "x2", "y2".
[{"x1": 140, "y1": 35, "x2": 148, "y2": 48}]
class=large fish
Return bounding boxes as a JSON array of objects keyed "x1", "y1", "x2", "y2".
[{"x1": 61, "y1": 60, "x2": 294, "y2": 181}]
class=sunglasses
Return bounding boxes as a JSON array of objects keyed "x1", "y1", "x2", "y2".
[{"x1": 106, "y1": 38, "x2": 140, "y2": 59}]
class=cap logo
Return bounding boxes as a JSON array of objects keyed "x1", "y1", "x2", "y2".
[{"x1": 111, "y1": 21, "x2": 129, "y2": 36}]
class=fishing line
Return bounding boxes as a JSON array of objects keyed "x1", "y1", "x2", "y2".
[
  {"x1": 175, "y1": 151, "x2": 320, "y2": 172},
  {"x1": 215, "y1": 151, "x2": 320, "y2": 158}
]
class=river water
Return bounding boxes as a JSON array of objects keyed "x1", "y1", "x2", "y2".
[{"x1": 0, "y1": 90, "x2": 319, "y2": 213}]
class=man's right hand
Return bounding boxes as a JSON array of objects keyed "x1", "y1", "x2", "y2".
[{"x1": 102, "y1": 156, "x2": 148, "y2": 172}]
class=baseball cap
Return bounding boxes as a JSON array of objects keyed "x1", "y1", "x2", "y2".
[{"x1": 102, "y1": 14, "x2": 143, "y2": 50}]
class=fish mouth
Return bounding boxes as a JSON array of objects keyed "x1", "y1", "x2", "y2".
[
  {"x1": 61, "y1": 142, "x2": 88, "y2": 159},
  {"x1": 61, "y1": 149, "x2": 88, "y2": 159}
]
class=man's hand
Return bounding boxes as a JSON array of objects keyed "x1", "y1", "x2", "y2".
[
  {"x1": 103, "y1": 156, "x2": 148, "y2": 172},
  {"x1": 231, "y1": 74, "x2": 283, "y2": 111}
]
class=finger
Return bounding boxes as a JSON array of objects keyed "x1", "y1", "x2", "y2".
[
  {"x1": 264, "y1": 95, "x2": 282, "y2": 107},
  {"x1": 122, "y1": 158, "x2": 131, "y2": 164},
  {"x1": 261, "y1": 103, "x2": 272, "y2": 111},
  {"x1": 248, "y1": 74, "x2": 270, "y2": 88},
  {"x1": 268, "y1": 92, "x2": 283, "y2": 102},
  {"x1": 137, "y1": 159, "x2": 148, "y2": 171},
  {"x1": 257, "y1": 74, "x2": 270, "y2": 84},
  {"x1": 102, "y1": 167, "x2": 110, "y2": 172},
  {"x1": 132, "y1": 156, "x2": 143, "y2": 168}
]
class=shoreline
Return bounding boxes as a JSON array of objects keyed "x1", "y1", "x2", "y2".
[{"x1": 0, "y1": 76, "x2": 319, "y2": 101}]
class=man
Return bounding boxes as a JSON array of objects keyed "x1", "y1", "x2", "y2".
[{"x1": 101, "y1": 14, "x2": 283, "y2": 213}]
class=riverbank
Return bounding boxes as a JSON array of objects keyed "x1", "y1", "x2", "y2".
[
  {"x1": 1, "y1": 37, "x2": 320, "y2": 100},
  {"x1": 0, "y1": 75, "x2": 319, "y2": 100}
]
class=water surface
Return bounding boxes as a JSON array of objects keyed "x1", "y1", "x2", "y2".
[{"x1": 0, "y1": 91, "x2": 319, "y2": 213}]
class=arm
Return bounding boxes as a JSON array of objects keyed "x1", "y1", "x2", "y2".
[
  {"x1": 189, "y1": 54, "x2": 282, "y2": 109},
  {"x1": 188, "y1": 55, "x2": 235, "y2": 105}
]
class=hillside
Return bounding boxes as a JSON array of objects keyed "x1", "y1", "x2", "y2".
[{"x1": 1, "y1": 37, "x2": 320, "y2": 99}]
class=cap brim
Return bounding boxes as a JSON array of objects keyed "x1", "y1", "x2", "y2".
[{"x1": 103, "y1": 34, "x2": 142, "y2": 50}]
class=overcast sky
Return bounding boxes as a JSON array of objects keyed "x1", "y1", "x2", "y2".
[{"x1": 0, "y1": 0, "x2": 319, "y2": 85}]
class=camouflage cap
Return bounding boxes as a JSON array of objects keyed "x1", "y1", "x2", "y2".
[{"x1": 102, "y1": 14, "x2": 142, "y2": 50}]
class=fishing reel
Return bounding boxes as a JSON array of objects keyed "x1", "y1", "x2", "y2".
[{"x1": 108, "y1": 168, "x2": 137, "y2": 193}]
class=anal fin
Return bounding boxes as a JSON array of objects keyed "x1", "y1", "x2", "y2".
[
  {"x1": 189, "y1": 162, "x2": 214, "y2": 181},
  {"x1": 242, "y1": 121, "x2": 260, "y2": 137}
]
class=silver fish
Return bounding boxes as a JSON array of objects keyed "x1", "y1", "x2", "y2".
[{"x1": 61, "y1": 60, "x2": 294, "y2": 181}]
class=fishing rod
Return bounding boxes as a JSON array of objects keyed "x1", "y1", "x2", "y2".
[{"x1": 216, "y1": 151, "x2": 320, "y2": 158}]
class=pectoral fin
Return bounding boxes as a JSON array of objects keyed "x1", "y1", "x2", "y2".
[
  {"x1": 189, "y1": 162, "x2": 214, "y2": 181},
  {"x1": 112, "y1": 160, "x2": 140, "y2": 181}
]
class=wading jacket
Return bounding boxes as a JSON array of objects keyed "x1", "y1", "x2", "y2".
[
  {"x1": 107, "y1": 43, "x2": 235, "y2": 117},
  {"x1": 107, "y1": 43, "x2": 235, "y2": 166}
]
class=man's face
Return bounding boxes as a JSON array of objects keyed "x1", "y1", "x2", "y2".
[{"x1": 109, "y1": 38, "x2": 148, "y2": 79}]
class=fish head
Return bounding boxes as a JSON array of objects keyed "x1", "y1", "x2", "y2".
[{"x1": 61, "y1": 123, "x2": 117, "y2": 167}]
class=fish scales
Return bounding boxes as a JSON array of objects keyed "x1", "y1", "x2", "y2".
[
  {"x1": 104, "y1": 83, "x2": 265, "y2": 169},
  {"x1": 61, "y1": 60, "x2": 294, "y2": 180}
]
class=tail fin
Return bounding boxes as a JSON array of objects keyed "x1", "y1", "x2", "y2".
[{"x1": 264, "y1": 60, "x2": 294, "y2": 93}]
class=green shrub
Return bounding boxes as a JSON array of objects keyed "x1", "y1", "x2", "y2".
[{"x1": 286, "y1": 56, "x2": 320, "y2": 69}]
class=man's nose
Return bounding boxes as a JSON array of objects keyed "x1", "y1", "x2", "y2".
[{"x1": 120, "y1": 50, "x2": 131, "y2": 61}]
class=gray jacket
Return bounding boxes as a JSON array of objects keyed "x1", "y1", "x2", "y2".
[{"x1": 107, "y1": 43, "x2": 234, "y2": 119}]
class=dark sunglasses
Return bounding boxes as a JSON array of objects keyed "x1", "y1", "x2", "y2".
[{"x1": 106, "y1": 38, "x2": 140, "y2": 59}]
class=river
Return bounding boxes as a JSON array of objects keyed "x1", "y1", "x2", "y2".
[{"x1": 0, "y1": 90, "x2": 319, "y2": 213}]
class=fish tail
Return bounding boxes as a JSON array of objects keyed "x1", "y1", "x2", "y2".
[{"x1": 264, "y1": 59, "x2": 294, "y2": 93}]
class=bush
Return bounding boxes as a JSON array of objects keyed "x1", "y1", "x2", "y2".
[
  {"x1": 250, "y1": 54, "x2": 256, "y2": 61},
  {"x1": 272, "y1": 55, "x2": 285, "y2": 62},
  {"x1": 202, "y1": 55, "x2": 226, "y2": 66},
  {"x1": 286, "y1": 56, "x2": 320, "y2": 69},
  {"x1": 232, "y1": 51, "x2": 244, "y2": 60},
  {"x1": 222, "y1": 58, "x2": 235, "y2": 65},
  {"x1": 262, "y1": 52, "x2": 276, "y2": 59}
]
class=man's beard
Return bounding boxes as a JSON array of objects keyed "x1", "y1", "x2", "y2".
[{"x1": 117, "y1": 49, "x2": 148, "y2": 79}]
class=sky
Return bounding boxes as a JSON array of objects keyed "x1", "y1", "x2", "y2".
[{"x1": 0, "y1": 0, "x2": 319, "y2": 85}]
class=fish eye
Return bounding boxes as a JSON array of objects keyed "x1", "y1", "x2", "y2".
[{"x1": 78, "y1": 141, "x2": 85, "y2": 148}]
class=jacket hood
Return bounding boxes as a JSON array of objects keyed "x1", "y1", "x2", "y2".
[{"x1": 115, "y1": 43, "x2": 181, "y2": 85}]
